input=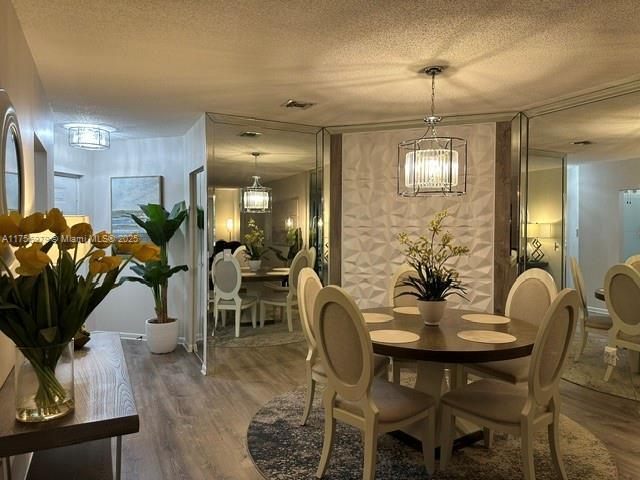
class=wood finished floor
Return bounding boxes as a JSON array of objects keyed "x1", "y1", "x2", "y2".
[{"x1": 121, "y1": 340, "x2": 640, "y2": 479}]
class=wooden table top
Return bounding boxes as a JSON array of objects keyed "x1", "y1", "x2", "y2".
[
  {"x1": 0, "y1": 332, "x2": 139, "y2": 457},
  {"x1": 241, "y1": 269, "x2": 289, "y2": 282},
  {"x1": 363, "y1": 306, "x2": 538, "y2": 364}
]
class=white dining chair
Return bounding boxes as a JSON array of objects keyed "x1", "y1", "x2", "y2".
[
  {"x1": 308, "y1": 246, "x2": 317, "y2": 269},
  {"x1": 297, "y1": 268, "x2": 390, "y2": 426},
  {"x1": 440, "y1": 288, "x2": 580, "y2": 480},
  {"x1": 313, "y1": 285, "x2": 436, "y2": 479},
  {"x1": 467, "y1": 268, "x2": 557, "y2": 385},
  {"x1": 570, "y1": 257, "x2": 612, "y2": 361},
  {"x1": 233, "y1": 244, "x2": 250, "y2": 269},
  {"x1": 388, "y1": 264, "x2": 419, "y2": 384},
  {"x1": 603, "y1": 264, "x2": 640, "y2": 381},
  {"x1": 625, "y1": 254, "x2": 640, "y2": 272},
  {"x1": 210, "y1": 250, "x2": 258, "y2": 338},
  {"x1": 260, "y1": 249, "x2": 308, "y2": 331}
]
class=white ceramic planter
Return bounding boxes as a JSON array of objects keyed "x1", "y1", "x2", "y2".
[
  {"x1": 248, "y1": 260, "x2": 262, "y2": 272},
  {"x1": 417, "y1": 300, "x2": 447, "y2": 326},
  {"x1": 145, "y1": 318, "x2": 179, "y2": 354}
]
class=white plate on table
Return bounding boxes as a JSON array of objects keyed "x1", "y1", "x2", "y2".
[
  {"x1": 363, "y1": 313, "x2": 393, "y2": 324},
  {"x1": 462, "y1": 314, "x2": 511, "y2": 325},
  {"x1": 273, "y1": 267, "x2": 290, "y2": 272},
  {"x1": 370, "y1": 330, "x2": 420, "y2": 344},
  {"x1": 267, "y1": 271, "x2": 287, "y2": 276},
  {"x1": 457, "y1": 330, "x2": 516, "y2": 344}
]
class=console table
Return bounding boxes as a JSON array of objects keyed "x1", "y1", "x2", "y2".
[{"x1": 0, "y1": 332, "x2": 139, "y2": 479}]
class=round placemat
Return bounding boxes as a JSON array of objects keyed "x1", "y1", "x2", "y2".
[
  {"x1": 392, "y1": 306, "x2": 420, "y2": 315},
  {"x1": 370, "y1": 330, "x2": 420, "y2": 344},
  {"x1": 457, "y1": 330, "x2": 517, "y2": 344},
  {"x1": 462, "y1": 314, "x2": 511, "y2": 325},
  {"x1": 362, "y1": 313, "x2": 393, "y2": 324}
]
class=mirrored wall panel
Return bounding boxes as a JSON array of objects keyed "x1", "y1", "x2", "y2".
[{"x1": 204, "y1": 114, "x2": 323, "y2": 371}]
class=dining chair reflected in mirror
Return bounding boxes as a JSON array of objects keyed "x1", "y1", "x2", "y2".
[
  {"x1": 388, "y1": 264, "x2": 419, "y2": 384},
  {"x1": 308, "y1": 246, "x2": 317, "y2": 270},
  {"x1": 440, "y1": 289, "x2": 580, "y2": 480},
  {"x1": 603, "y1": 264, "x2": 640, "y2": 382},
  {"x1": 260, "y1": 249, "x2": 308, "y2": 331},
  {"x1": 625, "y1": 254, "x2": 640, "y2": 272},
  {"x1": 233, "y1": 244, "x2": 250, "y2": 269},
  {"x1": 569, "y1": 257, "x2": 612, "y2": 361},
  {"x1": 313, "y1": 286, "x2": 436, "y2": 479},
  {"x1": 210, "y1": 250, "x2": 258, "y2": 338},
  {"x1": 297, "y1": 268, "x2": 390, "y2": 426},
  {"x1": 466, "y1": 268, "x2": 557, "y2": 385}
]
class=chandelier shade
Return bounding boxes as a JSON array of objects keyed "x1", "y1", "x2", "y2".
[
  {"x1": 66, "y1": 124, "x2": 112, "y2": 150},
  {"x1": 398, "y1": 135, "x2": 467, "y2": 196},
  {"x1": 397, "y1": 65, "x2": 467, "y2": 196},
  {"x1": 241, "y1": 152, "x2": 272, "y2": 213}
]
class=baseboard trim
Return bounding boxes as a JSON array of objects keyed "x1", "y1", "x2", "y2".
[{"x1": 92, "y1": 330, "x2": 187, "y2": 346}]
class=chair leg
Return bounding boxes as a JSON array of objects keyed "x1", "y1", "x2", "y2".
[
  {"x1": 520, "y1": 423, "x2": 536, "y2": 480},
  {"x1": 439, "y1": 405, "x2": 455, "y2": 470},
  {"x1": 392, "y1": 361, "x2": 401, "y2": 384},
  {"x1": 576, "y1": 327, "x2": 588, "y2": 362},
  {"x1": 260, "y1": 303, "x2": 266, "y2": 328},
  {"x1": 362, "y1": 421, "x2": 378, "y2": 480},
  {"x1": 251, "y1": 304, "x2": 257, "y2": 328},
  {"x1": 221, "y1": 310, "x2": 227, "y2": 327},
  {"x1": 213, "y1": 305, "x2": 218, "y2": 333},
  {"x1": 300, "y1": 374, "x2": 316, "y2": 426},
  {"x1": 315, "y1": 408, "x2": 335, "y2": 478},
  {"x1": 604, "y1": 364, "x2": 614, "y2": 382},
  {"x1": 234, "y1": 308, "x2": 241, "y2": 338},
  {"x1": 548, "y1": 415, "x2": 568, "y2": 479},
  {"x1": 286, "y1": 301, "x2": 293, "y2": 332},
  {"x1": 483, "y1": 427, "x2": 494, "y2": 448},
  {"x1": 421, "y1": 410, "x2": 436, "y2": 475}
]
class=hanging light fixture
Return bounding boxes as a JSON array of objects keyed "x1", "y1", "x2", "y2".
[
  {"x1": 398, "y1": 66, "x2": 467, "y2": 196},
  {"x1": 65, "y1": 123, "x2": 114, "y2": 150},
  {"x1": 241, "y1": 152, "x2": 272, "y2": 213}
]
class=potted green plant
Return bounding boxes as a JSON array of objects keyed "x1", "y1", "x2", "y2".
[
  {"x1": 244, "y1": 218, "x2": 268, "y2": 271},
  {"x1": 124, "y1": 202, "x2": 188, "y2": 353},
  {"x1": 398, "y1": 210, "x2": 469, "y2": 325}
]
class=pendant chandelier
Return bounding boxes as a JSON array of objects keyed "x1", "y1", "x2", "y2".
[
  {"x1": 241, "y1": 152, "x2": 272, "y2": 213},
  {"x1": 398, "y1": 66, "x2": 467, "y2": 196}
]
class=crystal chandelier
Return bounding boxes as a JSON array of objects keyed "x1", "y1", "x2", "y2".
[
  {"x1": 398, "y1": 66, "x2": 467, "y2": 196},
  {"x1": 242, "y1": 152, "x2": 272, "y2": 213},
  {"x1": 66, "y1": 124, "x2": 114, "y2": 150}
]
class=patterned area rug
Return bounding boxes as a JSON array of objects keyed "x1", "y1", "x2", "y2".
[
  {"x1": 564, "y1": 332, "x2": 640, "y2": 401},
  {"x1": 247, "y1": 388, "x2": 618, "y2": 480},
  {"x1": 212, "y1": 320, "x2": 305, "y2": 348}
]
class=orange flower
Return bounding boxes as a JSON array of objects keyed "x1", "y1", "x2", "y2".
[
  {"x1": 92, "y1": 231, "x2": 113, "y2": 249},
  {"x1": 15, "y1": 243, "x2": 51, "y2": 276},
  {"x1": 133, "y1": 243, "x2": 161, "y2": 262},
  {"x1": 69, "y1": 222, "x2": 93, "y2": 243},
  {"x1": 0, "y1": 213, "x2": 23, "y2": 247},
  {"x1": 89, "y1": 250, "x2": 123, "y2": 275},
  {"x1": 47, "y1": 208, "x2": 68, "y2": 235},
  {"x1": 19, "y1": 212, "x2": 50, "y2": 234},
  {"x1": 58, "y1": 229, "x2": 77, "y2": 250},
  {"x1": 115, "y1": 238, "x2": 141, "y2": 254}
]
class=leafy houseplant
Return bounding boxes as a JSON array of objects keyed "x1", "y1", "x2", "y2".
[
  {"x1": 124, "y1": 203, "x2": 188, "y2": 353},
  {"x1": 398, "y1": 210, "x2": 469, "y2": 325},
  {"x1": 0, "y1": 209, "x2": 148, "y2": 422},
  {"x1": 244, "y1": 218, "x2": 268, "y2": 271}
]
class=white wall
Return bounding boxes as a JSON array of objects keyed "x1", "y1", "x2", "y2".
[
  {"x1": 576, "y1": 156, "x2": 640, "y2": 310},
  {"x1": 0, "y1": 0, "x2": 54, "y2": 387},
  {"x1": 341, "y1": 123, "x2": 496, "y2": 311}
]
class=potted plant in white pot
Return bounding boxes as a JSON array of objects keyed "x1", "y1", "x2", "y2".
[
  {"x1": 397, "y1": 210, "x2": 469, "y2": 325},
  {"x1": 244, "y1": 218, "x2": 268, "y2": 272},
  {"x1": 124, "y1": 203, "x2": 188, "y2": 353}
]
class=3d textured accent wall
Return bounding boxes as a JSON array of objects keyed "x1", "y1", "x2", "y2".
[{"x1": 341, "y1": 123, "x2": 496, "y2": 311}]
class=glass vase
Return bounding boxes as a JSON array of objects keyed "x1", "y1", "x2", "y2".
[{"x1": 15, "y1": 341, "x2": 74, "y2": 423}]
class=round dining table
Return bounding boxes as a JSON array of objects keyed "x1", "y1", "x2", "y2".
[
  {"x1": 362, "y1": 306, "x2": 539, "y2": 444},
  {"x1": 240, "y1": 268, "x2": 289, "y2": 283}
]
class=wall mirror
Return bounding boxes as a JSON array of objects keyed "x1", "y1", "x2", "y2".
[
  {"x1": 528, "y1": 89, "x2": 640, "y2": 400},
  {"x1": 198, "y1": 113, "x2": 323, "y2": 374},
  {"x1": 0, "y1": 90, "x2": 24, "y2": 215}
]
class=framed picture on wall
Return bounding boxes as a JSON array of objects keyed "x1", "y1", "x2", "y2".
[{"x1": 110, "y1": 176, "x2": 163, "y2": 246}]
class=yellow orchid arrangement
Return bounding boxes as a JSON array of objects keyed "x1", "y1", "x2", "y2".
[{"x1": 0, "y1": 208, "x2": 159, "y2": 416}]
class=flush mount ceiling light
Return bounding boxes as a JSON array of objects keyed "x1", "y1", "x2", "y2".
[
  {"x1": 239, "y1": 131, "x2": 262, "y2": 138},
  {"x1": 241, "y1": 152, "x2": 272, "y2": 214},
  {"x1": 65, "y1": 123, "x2": 114, "y2": 150},
  {"x1": 398, "y1": 66, "x2": 467, "y2": 196},
  {"x1": 282, "y1": 99, "x2": 315, "y2": 110}
]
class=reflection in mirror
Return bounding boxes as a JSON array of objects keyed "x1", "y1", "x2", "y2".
[
  {"x1": 205, "y1": 114, "x2": 322, "y2": 372},
  {"x1": 193, "y1": 168, "x2": 207, "y2": 367},
  {"x1": 528, "y1": 89, "x2": 640, "y2": 400},
  {"x1": 5, "y1": 129, "x2": 21, "y2": 213}
]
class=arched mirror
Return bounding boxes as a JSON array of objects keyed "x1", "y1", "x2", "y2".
[{"x1": 1, "y1": 90, "x2": 24, "y2": 215}]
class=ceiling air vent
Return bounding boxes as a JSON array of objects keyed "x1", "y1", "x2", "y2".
[
  {"x1": 239, "y1": 131, "x2": 262, "y2": 138},
  {"x1": 282, "y1": 99, "x2": 316, "y2": 110}
]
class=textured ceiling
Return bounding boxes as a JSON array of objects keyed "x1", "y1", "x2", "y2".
[
  {"x1": 529, "y1": 90, "x2": 640, "y2": 164},
  {"x1": 10, "y1": 0, "x2": 640, "y2": 138}
]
